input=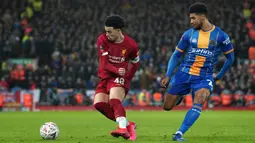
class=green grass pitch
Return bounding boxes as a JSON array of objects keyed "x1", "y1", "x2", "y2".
[{"x1": 0, "y1": 110, "x2": 254, "y2": 143}]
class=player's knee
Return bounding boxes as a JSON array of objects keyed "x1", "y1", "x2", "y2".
[
  {"x1": 194, "y1": 89, "x2": 210, "y2": 104},
  {"x1": 93, "y1": 102, "x2": 100, "y2": 110},
  {"x1": 93, "y1": 99, "x2": 100, "y2": 106},
  {"x1": 195, "y1": 95, "x2": 207, "y2": 104},
  {"x1": 109, "y1": 98, "x2": 122, "y2": 107},
  {"x1": 94, "y1": 102, "x2": 107, "y2": 112},
  {"x1": 93, "y1": 100, "x2": 98, "y2": 105}
]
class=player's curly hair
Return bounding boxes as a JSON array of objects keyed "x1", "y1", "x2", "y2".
[
  {"x1": 105, "y1": 15, "x2": 125, "y2": 29},
  {"x1": 189, "y1": 2, "x2": 208, "y2": 16}
]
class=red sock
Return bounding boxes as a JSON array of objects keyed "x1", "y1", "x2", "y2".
[
  {"x1": 94, "y1": 102, "x2": 115, "y2": 121},
  {"x1": 109, "y1": 99, "x2": 126, "y2": 118}
]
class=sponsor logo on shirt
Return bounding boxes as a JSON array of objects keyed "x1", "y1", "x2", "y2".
[
  {"x1": 109, "y1": 55, "x2": 125, "y2": 63},
  {"x1": 190, "y1": 48, "x2": 213, "y2": 56}
]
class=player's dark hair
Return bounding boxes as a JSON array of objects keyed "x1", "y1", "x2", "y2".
[
  {"x1": 105, "y1": 15, "x2": 125, "y2": 29},
  {"x1": 189, "y1": 2, "x2": 208, "y2": 16}
]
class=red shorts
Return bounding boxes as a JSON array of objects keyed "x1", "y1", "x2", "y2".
[{"x1": 95, "y1": 77, "x2": 130, "y2": 95}]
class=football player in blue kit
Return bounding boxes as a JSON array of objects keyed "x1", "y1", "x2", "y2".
[{"x1": 161, "y1": 2, "x2": 235, "y2": 141}]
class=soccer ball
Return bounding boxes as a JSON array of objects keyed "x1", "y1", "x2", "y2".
[{"x1": 40, "y1": 122, "x2": 59, "y2": 140}]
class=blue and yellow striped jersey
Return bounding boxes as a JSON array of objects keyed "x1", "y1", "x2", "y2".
[{"x1": 176, "y1": 25, "x2": 234, "y2": 77}]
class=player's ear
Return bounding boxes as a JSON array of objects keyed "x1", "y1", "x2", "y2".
[
  {"x1": 117, "y1": 29, "x2": 122, "y2": 34},
  {"x1": 202, "y1": 14, "x2": 207, "y2": 20},
  {"x1": 199, "y1": 15, "x2": 205, "y2": 21}
]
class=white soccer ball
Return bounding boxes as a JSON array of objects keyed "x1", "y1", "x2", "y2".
[{"x1": 40, "y1": 122, "x2": 59, "y2": 140}]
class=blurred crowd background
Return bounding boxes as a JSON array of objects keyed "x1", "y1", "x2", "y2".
[{"x1": 0, "y1": 0, "x2": 255, "y2": 108}]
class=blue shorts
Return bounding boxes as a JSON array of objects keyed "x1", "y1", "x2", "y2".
[{"x1": 167, "y1": 70, "x2": 214, "y2": 97}]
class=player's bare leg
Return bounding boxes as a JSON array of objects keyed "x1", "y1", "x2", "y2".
[
  {"x1": 94, "y1": 93, "x2": 115, "y2": 121},
  {"x1": 163, "y1": 93, "x2": 182, "y2": 111},
  {"x1": 173, "y1": 88, "x2": 210, "y2": 141},
  {"x1": 193, "y1": 88, "x2": 210, "y2": 105},
  {"x1": 109, "y1": 87, "x2": 132, "y2": 140}
]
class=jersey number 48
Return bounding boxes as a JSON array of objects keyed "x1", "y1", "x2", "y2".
[{"x1": 114, "y1": 77, "x2": 125, "y2": 85}]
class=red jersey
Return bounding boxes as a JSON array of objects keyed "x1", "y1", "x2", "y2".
[{"x1": 96, "y1": 34, "x2": 139, "y2": 79}]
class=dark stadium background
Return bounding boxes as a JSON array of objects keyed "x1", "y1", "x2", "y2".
[{"x1": 0, "y1": 0, "x2": 255, "y2": 109}]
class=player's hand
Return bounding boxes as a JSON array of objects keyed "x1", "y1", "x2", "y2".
[
  {"x1": 118, "y1": 68, "x2": 126, "y2": 76},
  {"x1": 213, "y1": 73, "x2": 217, "y2": 79},
  {"x1": 160, "y1": 77, "x2": 170, "y2": 88},
  {"x1": 213, "y1": 73, "x2": 219, "y2": 81}
]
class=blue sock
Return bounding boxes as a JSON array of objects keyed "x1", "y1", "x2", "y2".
[{"x1": 178, "y1": 103, "x2": 202, "y2": 134}]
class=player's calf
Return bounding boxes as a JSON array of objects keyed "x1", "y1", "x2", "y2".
[
  {"x1": 174, "y1": 88, "x2": 210, "y2": 137},
  {"x1": 109, "y1": 87, "x2": 128, "y2": 128},
  {"x1": 94, "y1": 102, "x2": 115, "y2": 121},
  {"x1": 94, "y1": 93, "x2": 115, "y2": 121},
  {"x1": 109, "y1": 88, "x2": 130, "y2": 140}
]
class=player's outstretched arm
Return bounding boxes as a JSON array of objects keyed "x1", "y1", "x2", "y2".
[
  {"x1": 125, "y1": 59, "x2": 140, "y2": 80},
  {"x1": 166, "y1": 50, "x2": 183, "y2": 78},
  {"x1": 161, "y1": 29, "x2": 189, "y2": 87},
  {"x1": 97, "y1": 38, "x2": 121, "y2": 76},
  {"x1": 165, "y1": 30, "x2": 190, "y2": 78},
  {"x1": 98, "y1": 48, "x2": 126, "y2": 76},
  {"x1": 125, "y1": 43, "x2": 140, "y2": 80},
  {"x1": 215, "y1": 52, "x2": 234, "y2": 79},
  {"x1": 101, "y1": 54, "x2": 119, "y2": 74},
  {"x1": 161, "y1": 50, "x2": 183, "y2": 88}
]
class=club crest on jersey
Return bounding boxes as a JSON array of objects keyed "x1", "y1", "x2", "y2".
[
  {"x1": 192, "y1": 38, "x2": 197, "y2": 43},
  {"x1": 122, "y1": 49, "x2": 126, "y2": 55}
]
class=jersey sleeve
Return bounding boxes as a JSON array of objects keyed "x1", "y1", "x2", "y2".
[
  {"x1": 129, "y1": 42, "x2": 140, "y2": 63},
  {"x1": 176, "y1": 30, "x2": 191, "y2": 52},
  {"x1": 125, "y1": 42, "x2": 140, "y2": 80},
  {"x1": 219, "y1": 32, "x2": 234, "y2": 54}
]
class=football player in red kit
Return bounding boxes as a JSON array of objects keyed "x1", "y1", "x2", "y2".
[{"x1": 93, "y1": 15, "x2": 140, "y2": 140}]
